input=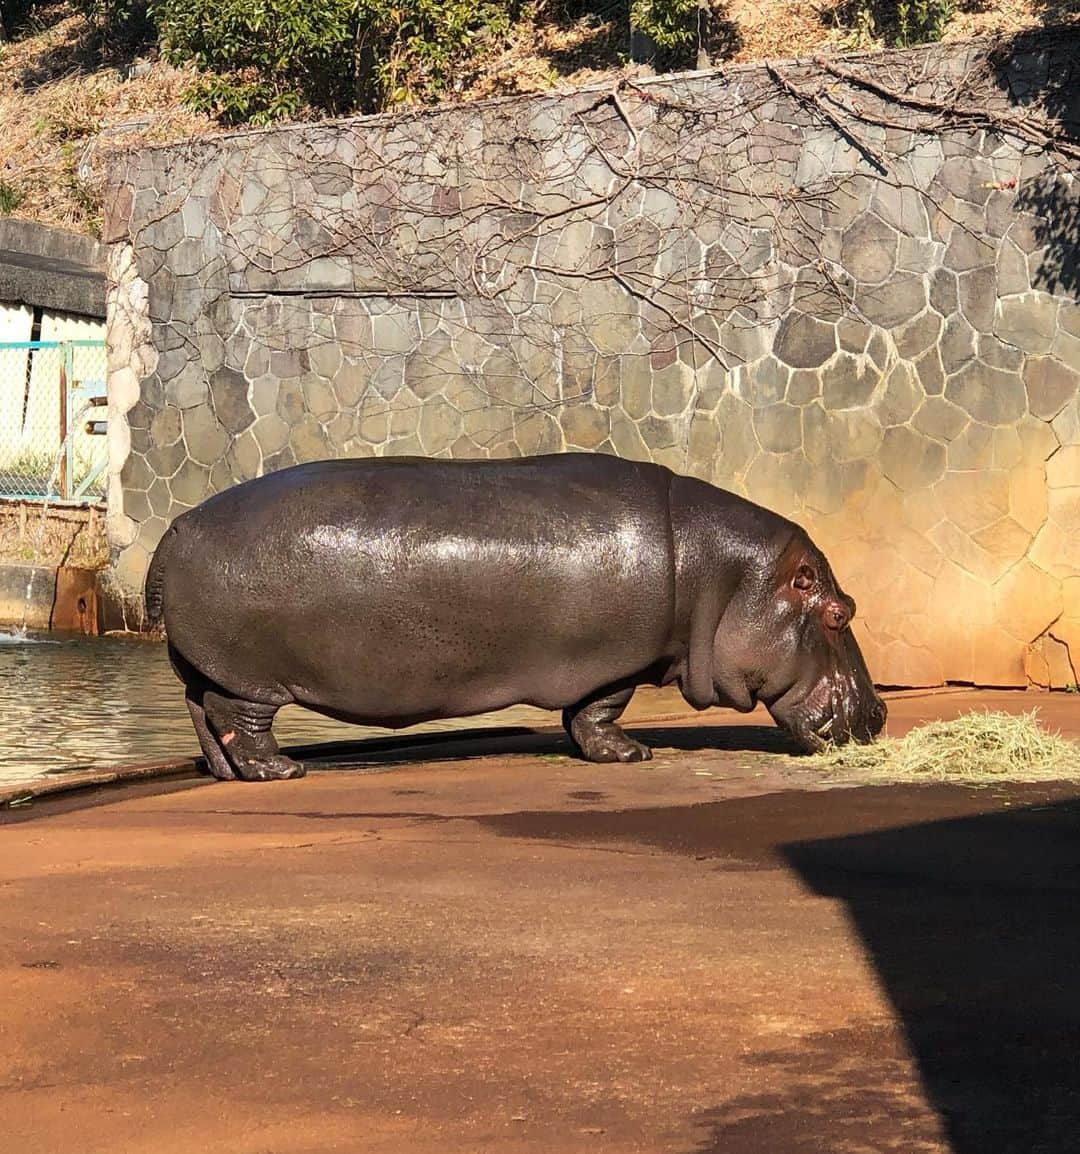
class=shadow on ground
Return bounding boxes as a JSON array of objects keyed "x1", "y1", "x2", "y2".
[
  {"x1": 283, "y1": 722, "x2": 801, "y2": 772},
  {"x1": 696, "y1": 797, "x2": 1080, "y2": 1153}
]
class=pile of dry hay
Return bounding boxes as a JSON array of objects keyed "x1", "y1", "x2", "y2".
[{"x1": 805, "y1": 710, "x2": 1079, "y2": 784}]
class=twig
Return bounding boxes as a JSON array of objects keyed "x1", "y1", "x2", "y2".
[
  {"x1": 811, "y1": 54, "x2": 1080, "y2": 162},
  {"x1": 766, "y1": 62, "x2": 888, "y2": 176}
]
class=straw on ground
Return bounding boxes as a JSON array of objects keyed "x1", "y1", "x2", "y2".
[{"x1": 804, "y1": 710, "x2": 1079, "y2": 784}]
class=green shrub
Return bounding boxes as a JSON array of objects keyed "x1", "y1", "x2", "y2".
[
  {"x1": 0, "y1": 181, "x2": 24, "y2": 215},
  {"x1": 630, "y1": 0, "x2": 699, "y2": 52},
  {"x1": 852, "y1": 0, "x2": 955, "y2": 48},
  {"x1": 154, "y1": 0, "x2": 521, "y2": 122},
  {"x1": 896, "y1": 0, "x2": 954, "y2": 47}
]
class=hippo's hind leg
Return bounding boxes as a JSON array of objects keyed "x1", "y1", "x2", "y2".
[
  {"x1": 201, "y1": 690, "x2": 305, "y2": 782},
  {"x1": 563, "y1": 686, "x2": 652, "y2": 764},
  {"x1": 168, "y1": 645, "x2": 303, "y2": 782},
  {"x1": 186, "y1": 691, "x2": 236, "y2": 780},
  {"x1": 169, "y1": 645, "x2": 236, "y2": 780}
]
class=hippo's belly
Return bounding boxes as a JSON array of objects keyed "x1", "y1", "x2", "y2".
[{"x1": 160, "y1": 456, "x2": 678, "y2": 723}]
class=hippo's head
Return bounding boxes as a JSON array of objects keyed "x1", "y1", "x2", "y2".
[{"x1": 710, "y1": 535, "x2": 887, "y2": 752}]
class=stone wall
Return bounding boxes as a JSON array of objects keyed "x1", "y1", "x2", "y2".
[{"x1": 103, "y1": 31, "x2": 1080, "y2": 688}]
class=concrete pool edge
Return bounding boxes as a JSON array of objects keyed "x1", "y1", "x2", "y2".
[{"x1": 0, "y1": 756, "x2": 200, "y2": 808}]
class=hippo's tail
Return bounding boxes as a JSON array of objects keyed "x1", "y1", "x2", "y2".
[{"x1": 143, "y1": 525, "x2": 176, "y2": 632}]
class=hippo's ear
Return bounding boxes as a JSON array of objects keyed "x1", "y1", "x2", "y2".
[{"x1": 792, "y1": 564, "x2": 816, "y2": 591}]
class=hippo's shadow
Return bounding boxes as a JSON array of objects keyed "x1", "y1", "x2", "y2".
[{"x1": 259, "y1": 721, "x2": 801, "y2": 774}]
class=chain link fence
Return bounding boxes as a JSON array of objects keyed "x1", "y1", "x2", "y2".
[{"x1": 0, "y1": 340, "x2": 107, "y2": 503}]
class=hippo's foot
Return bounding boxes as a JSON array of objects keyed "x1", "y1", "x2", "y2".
[
  {"x1": 576, "y1": 727, "x2": 653, "y2": 764},
  {"x1": 232, "y1": 753, "x2": 307, "y2": 782},
  {"x1": 564, "y1": 686, "x2": 651, "y2": 764}
]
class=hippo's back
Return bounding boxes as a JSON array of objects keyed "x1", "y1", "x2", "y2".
[{"x1": 154, "y1": 454, "x2": 678, "y2": 722}]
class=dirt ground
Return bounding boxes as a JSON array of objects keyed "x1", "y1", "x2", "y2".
[{"x1": 2, "y1": 688, "x2": 1079, "y2": 1153}]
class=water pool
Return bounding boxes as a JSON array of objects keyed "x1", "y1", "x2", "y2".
[{"x1": 0, "y1": 631, "x2": 553, "y2": 786}]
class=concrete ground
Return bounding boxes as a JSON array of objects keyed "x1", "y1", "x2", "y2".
[{"x1": 2, "y1": 688, "x2": 1079, "y2": 1154}]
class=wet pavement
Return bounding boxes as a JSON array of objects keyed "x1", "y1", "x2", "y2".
[{"x1": 2, "y1": 688, "x2": 1079, "y2": 1153}]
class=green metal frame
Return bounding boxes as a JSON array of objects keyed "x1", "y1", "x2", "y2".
[{"x1": 0, "y1": 339, "x2": 107, "y2": 505}]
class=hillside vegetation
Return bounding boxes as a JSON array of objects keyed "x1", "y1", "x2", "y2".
[{"x1": 0, "y1": 0, "x2": 1076, "y2": 236}]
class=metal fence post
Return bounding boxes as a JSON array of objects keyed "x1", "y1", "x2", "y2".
[{"x1": 59, "y1": 342, "x2": 70, "y2": 500}]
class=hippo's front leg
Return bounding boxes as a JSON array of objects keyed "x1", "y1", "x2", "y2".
[{"x1": 563, "y1": 686, "x2": 652, "y2": 764}]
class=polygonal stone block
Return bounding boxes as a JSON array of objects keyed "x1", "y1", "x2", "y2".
[
  {"x1": 787, "y1": 369, "x2": 821, "y2": 406},
  {"x1": 146, "y1": 439, "x2": 187, "y2": 479},
  {"x1": 301, "y1": 376, "x2": 339, "y2": 420},
  {"x1": 878, "y1": 361, "x2": 922, "y2": 427},
  {"x1": 972, "y1": 517, "x2": 1034, "y2": 574},
  {"x1": 752, "y1": 403, "x2": 802, "y2": 453},
  {"x1": 417, "y1": 397, "x2": 462, "y2": 455},
  {"x1": 182, "y1": 403, "x2": 230, "y2": 467},
  {"x1": 930, "y1": 268, "x2": 958, "y2": 315},
  {"x1": 1046, "y1": 445, "x2": 1080, "y2": 490},
  {"x1": 880, "y1": 425, "x2": 946, "y2": 491},
  {"x1": 774, "y1": 313, "x2": 837, "y2": 369},
  {"x1": 309, "y1": 341, "x2": 343, "y2": 380},
  {"x1": 749, "y1": 356, "x2": 790, "y2": 405},
  {"x1": 957, "y1": 267, "x2": 996, "y2": 332},
  {"x1": 1024, "y1": 357, "x2": 1080, "y2": 421},
  {"x1": 894, "y1": 310, "x2": 942, "y2": 360},
  {"x1": 226, "y1": 429, "x2": 262, "y2": 482},
  {"x1": 615, "y1": 354, "x2": 650, "y2": 420},
  {"x1": 841, "y1": 213, "x2": 898, "y2": 284},
  {"x1": 290, "y1": 414, "x2": 331, "y2": 462},
  {"x1": 823, "y1": 353, "x2": 876, "y2": 410},
  {"x1": 945, "y1": 361, "x2": 1027, "y2": 426},
  {"x1": 169, "y1": 459, "x2": 212, "y2": 507},
  {"x1": 826, "y1": 408, "x2": 882, "y2": 463},
  {"x1": 150, "y1": 406, "x2": 183, "y2": 448},
  {"x1": 562, "y1": 403, "x2": 610, "y2": 450},
  {"x1": 994, "y1": 292, "x2": 1060, "y2": 355},
  {"x1": 856, "y1": 274, "x2": 927, "y2": 328},
  {"x1": 940, "y1": 313, "x2": 977, "y2": 377},
  {"x1": 993, "y1": 559, "x2": 1063, "y2": 643},
  {"x1": 652, "y1": 363, "x2": 694, "y2": 418},
  {"x1": 210, "y1": 366, "x2": 255, "y2": 433},
  {"x1": 947, "y1": 421, "x2": 995, "y2": 470},
  {"x1": 935, "y1": 470, "x2": 1011, "y2": 534},
  {"x1": 996, "y1": 241, "x2": 1030, "y2": 296},
  {"x1": 976, "y1": 335, "x2": 1023, "y2": 372},
  {"x1": 944, "y1": 224, "x2": 995, "y2": 273}
]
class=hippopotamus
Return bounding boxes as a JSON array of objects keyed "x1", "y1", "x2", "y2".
[{"x1": 145, "y1": 453, "x2": 885, "y2": 781}]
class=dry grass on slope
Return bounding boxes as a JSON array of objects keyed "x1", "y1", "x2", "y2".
[{"x1": 0, "y1": 4, "x2": 216, "y2": 234}]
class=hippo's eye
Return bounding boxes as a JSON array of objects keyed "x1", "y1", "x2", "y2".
[{"x1": 793, "y1": 565, "x2": 816, "y2": 591}]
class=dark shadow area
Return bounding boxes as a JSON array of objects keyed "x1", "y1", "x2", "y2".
[
  {"x1": 989, "y1": 27, "x2": 1080, "y2": 299},
  {"x1": 766, "y1": 797, "x2": 1080, "y2": 1154},
  {"x1": 283, "y1": 720, "x2": 801, "y2": 771}
]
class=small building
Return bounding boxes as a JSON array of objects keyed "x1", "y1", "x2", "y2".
[{"x1": 0, "y1": 219, "x2": 106, "y2": 497}]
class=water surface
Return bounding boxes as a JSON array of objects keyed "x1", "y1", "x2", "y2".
[{"x1": 0, "y1": 632, "x2": 553, "y2": 786}]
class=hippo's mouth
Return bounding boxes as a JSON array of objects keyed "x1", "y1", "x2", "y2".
[{"x1": 770, "y1": 675, "x2": 887, "y2": 754}]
